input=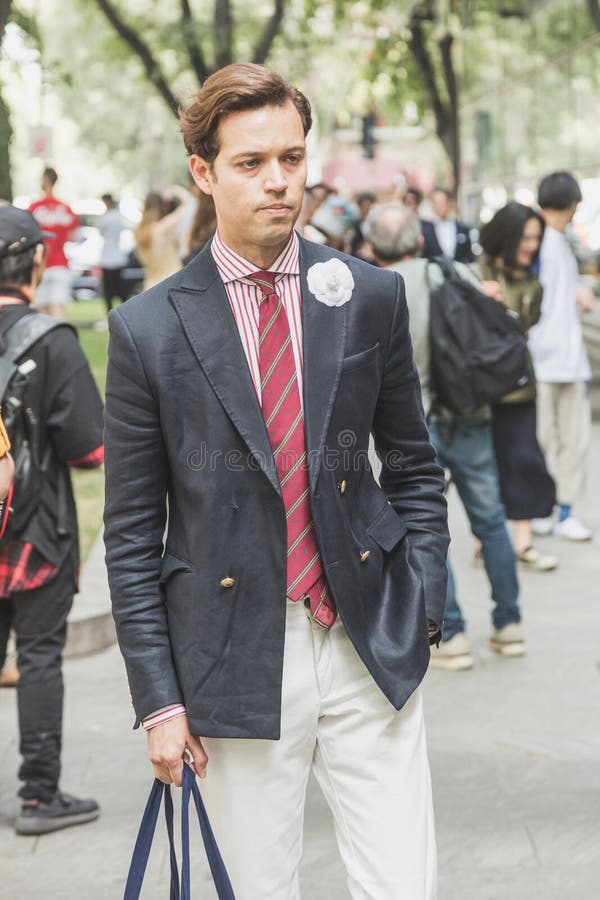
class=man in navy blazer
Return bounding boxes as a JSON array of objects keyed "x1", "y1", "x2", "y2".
[
  {"x1": 421, "y1": 187, "x2": 474, "y2": 263},
  {"x1": 104, "y1": 64, "x2": 449, "y2": 898}
]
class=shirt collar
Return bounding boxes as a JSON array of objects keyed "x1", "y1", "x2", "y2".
[{"x1": 211, "y1": 229, "x2": 299, "y2": 284}]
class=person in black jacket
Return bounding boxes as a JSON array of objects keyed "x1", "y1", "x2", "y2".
[
  {"x1": 0, "y1": 206, "x2": 104, "y2": 836},
  {"x1": 421, "y1": 187, "x2": 474, "y2": 263}
]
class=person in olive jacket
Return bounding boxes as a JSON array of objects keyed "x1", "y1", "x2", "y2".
[{"x1": 477, "y1": 202, "x2": 557, "y2": 572}]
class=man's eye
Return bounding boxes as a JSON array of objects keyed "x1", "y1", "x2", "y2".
[
  {"x1": 285, "y1": 156, "x2": 301, "y2": 164},
  {"x1": 242, "y1": 160, "x2": 258, "y2": 169}
]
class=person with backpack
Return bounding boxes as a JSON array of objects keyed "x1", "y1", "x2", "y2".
[
  {"x1": 0, "y1": 205, "x2": 104, "y2": 835},
  {"x1": 368, "y1": 201, "x2": 524, "y2": 671}
]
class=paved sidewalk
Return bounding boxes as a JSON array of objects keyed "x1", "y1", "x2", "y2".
[{"x1": 1, "y1": 428, "x2": 599, "y2": 899}]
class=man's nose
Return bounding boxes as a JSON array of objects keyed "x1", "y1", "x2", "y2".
[{"x1": 263, "y1": 162, "x2": 287, "y2": 193}]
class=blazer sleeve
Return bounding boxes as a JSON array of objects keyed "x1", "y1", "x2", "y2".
[
  {"x1": 420, "y1": 221, "x2": 438, "y2": 259},
  {"x1": 103, "y1": 308, "x2": 184, "y2": 723},
  {"x1": 371, "y1": 273, "x2": 450, "y2": 633}
]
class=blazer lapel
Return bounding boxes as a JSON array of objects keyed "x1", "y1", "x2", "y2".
[
  {"x1": 169, "y1": 246, "x2": 281, "y2": 498},
  {"x1": 299, "y1": 238, "x2": 348, "y2": 493}
]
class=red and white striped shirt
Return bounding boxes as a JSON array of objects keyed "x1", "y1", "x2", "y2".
[
  {"x1": 211, "y1": 228, "x2": 303, "y2": 405},
  {"x1": 143, "y1": 230, "x2": 304, "y2": 731}
]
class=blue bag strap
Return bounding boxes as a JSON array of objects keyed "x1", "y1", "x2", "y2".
[
  {"x1": 164, "y1": 787, "x2": 181, "y2": 900},
  {"x1": 181, "y1": 763, "x2": 235, "y2": 900},
  {"x1": 123, "y1": 779, "x2": 180, "y2": 900}
]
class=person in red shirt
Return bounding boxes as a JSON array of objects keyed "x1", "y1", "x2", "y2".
[{"x1": 28, "y1": 167, "x2": 79, "y2": 319}]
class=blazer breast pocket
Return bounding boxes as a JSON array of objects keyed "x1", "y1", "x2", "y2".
[{"x1": 341, "y1": 342, "x2": 380, "y2": 376}]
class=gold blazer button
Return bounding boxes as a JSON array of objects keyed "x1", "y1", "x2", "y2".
[
  {"x1": 220, "y1": 577, "x2": 235, "y2": 588},
  {"x1": 339, "y1": 479, "x2": 347, "y2": 494},
  {"x1": 359, "y1": 550, "x2": 370, "y2": 563}
]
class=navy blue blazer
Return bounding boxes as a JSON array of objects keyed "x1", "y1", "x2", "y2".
[
  {"x1": 421, "y1": 219, "x2": 474, "y2": 263},
  {"x1": 103, "y1": 236, "x2": 449, "y2": 739}
]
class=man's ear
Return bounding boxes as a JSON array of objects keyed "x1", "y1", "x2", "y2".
[
  {"x1": 32, "y1": 243, "x2": 45, "y2": 288},
  {"x1": 416, "y1": 234, "x2": 424, "y2": 250},
  {"x1": 189, "y1": 155, "x2": 214, "y2": 195}
]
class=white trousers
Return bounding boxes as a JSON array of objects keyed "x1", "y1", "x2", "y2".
[
  {"x1": 201, "y1": 599, "x2": 437, "y2": 900},
  {"x1": 537, "y1": 381, "x2": 591, "y2": 506}
]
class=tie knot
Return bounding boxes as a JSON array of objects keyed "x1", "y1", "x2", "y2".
[{"x1": 248, "y1": 270, "x2": 277, "y2": 300}]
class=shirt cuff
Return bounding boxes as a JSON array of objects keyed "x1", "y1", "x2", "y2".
[
  {"x1": 142, "y1": 704, "x2": 187, "y2": 731},
  {"x1": 67, "y1": 444, "x2": 104, "y2": 468}
]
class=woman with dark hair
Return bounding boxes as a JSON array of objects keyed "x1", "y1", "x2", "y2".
[
  {"x1": 135, "y1": 187, "x2": 188, "y2": 289},
  {"x1": 181, "y1": 191, "x2": 217, "y2": 266},
  {"x1": 478, "y1": 202, "x2": 557, "y2": 571}
]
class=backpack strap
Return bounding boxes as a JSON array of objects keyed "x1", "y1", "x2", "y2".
[
  {"x1": 0, "y1": 313, "x2": 78, "y2": 541},
  {"x1": 0, "y1": 313, "x2": 76, "y2": 401},
  {"x1": 425, "y1": 256, "x2": 458, "y2": 290}
]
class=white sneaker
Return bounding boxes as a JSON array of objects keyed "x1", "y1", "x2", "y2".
[
  {"x1": 429, "y1": 633, "x2": 474, "y2": 671},
  {"x1": 554, "y1": 516, "x2": 592, "y2": 542},
  {"x1": 489, "y1": 623, "x2": 526, "y2": 657},
  {"x1": 531, "y1": 517, "x2": 553, "y2": 536}
]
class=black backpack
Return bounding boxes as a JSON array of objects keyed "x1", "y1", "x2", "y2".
[
  {"x1": 0, "y1": 312, "x2": 74, "y2": 541},
  {"x1": 427, "y1": 258, "x2": 530, "y2": 416}
]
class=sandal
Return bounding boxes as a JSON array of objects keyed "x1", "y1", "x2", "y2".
[{"x1": 516, "y1": 545, "x2": 558, "y2": 572}]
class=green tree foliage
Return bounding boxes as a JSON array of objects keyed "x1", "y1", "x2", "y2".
[
  {"x1": 0, "y1": 0, "x2": 13, "y2": 200},
  {"x1": 29, "y1": 0, "x2": 600, "y2": 191},
  {"x1": 0, "y1": 1, "x2": 44, "y2": 200}
]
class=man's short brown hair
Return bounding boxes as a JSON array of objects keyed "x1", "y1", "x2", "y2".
[
  {"x1": 42, "y1": 167, "x2": 58, "y2": 186},
  {"x1": 179, "y1": 63, "x2": 312, "y2": 163}
]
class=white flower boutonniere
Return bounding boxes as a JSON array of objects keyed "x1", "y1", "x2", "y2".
[{"x1": 307, "y1": 258, "x2": 354, "y2": 308}]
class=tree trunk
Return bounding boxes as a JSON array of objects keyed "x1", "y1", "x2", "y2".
[
  {"x1": 0, "y1": 90, "x2": 12, "y2": 201},
  {"x1": 214, "y1": 0, "x2": 233, "y2": 69},
  {"x1": 180, "y1": 0, "x2": 209, "y2": 83},
  {"x1": 407, "y1": 5, "x2": 461, "y2": 190},
  {"x1": 0, "y1": 0, "x2": 13, "y2": 201},
  {"x1": 438, "y1": 31, "x2": 460, "y2": 191},
  {"x1": 587, "y1": 0, "x2": 600, "y2": 30},
  {"x1": 93, "y1": 0, "x2": 182, "y2": 116}
]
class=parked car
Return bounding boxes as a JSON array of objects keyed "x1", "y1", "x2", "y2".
[{"x1": 65, "y1": 208, "x2": 144, "y2": 301}]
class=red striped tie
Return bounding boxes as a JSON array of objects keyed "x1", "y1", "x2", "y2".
[{"x1": 249, "y1": 270, "x2": 336, "y2": 629}]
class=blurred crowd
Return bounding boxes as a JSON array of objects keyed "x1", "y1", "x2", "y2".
[
  {"x1": 18, "y1": 165, "x2": 598, "y2": 672},
  {"x1": 294, "y1": 173, "x2": 596, "y2": 667},
  {"x1": 2, "y1": 164, "x2": 597, "y2": 711}
]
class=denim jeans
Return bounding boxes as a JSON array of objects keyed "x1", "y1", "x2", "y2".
[{"x1": 428, "y1": 418, "x2": 520, "y2": 641}]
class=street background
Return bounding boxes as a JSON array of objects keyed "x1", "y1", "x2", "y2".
[{"x1": 2, "y1": 1, "x2": 600, "y2": 897}]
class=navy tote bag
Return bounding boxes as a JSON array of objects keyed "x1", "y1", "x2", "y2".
[{"x1": 123, "y1": 763, "x2": 235, "y2": 899}]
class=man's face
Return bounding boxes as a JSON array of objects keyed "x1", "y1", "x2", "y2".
[
  {"x1": 431, "y1": 190, "x2": 450, "y2": 219},
  {"x1": 310, "y1": 186, "x2": 328, "y2": 208},
  {"x1": 359, "y1": 197, "x2": 374, "y2": 219},
  {"x1": 190, "y1": 101, "x2": 307, "y2": 263}
]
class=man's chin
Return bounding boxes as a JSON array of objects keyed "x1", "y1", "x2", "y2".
[{"x1": 258, "y1": 221, "x2": 296, "y2": 246}]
